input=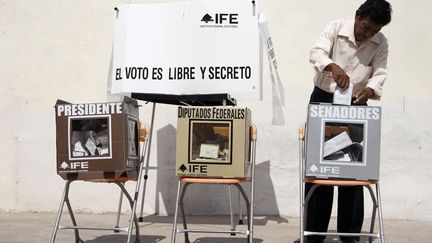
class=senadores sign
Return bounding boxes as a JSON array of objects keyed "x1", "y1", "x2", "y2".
[
  {"x1": 305, "y1": 104, "x2": 382, "y2": 180},
  {"x1": 110, "y1": 0, "x2": 262, "y2": 100}
]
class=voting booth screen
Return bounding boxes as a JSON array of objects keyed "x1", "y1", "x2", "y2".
[
  {"x1": 305, "y1": 104, "x2": 381, "y2": 180},
  {"x1": 110, "y1": 1, "x2": 262, "y2": 100}
]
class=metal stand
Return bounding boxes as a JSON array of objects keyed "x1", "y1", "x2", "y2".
[
  {"x1": 171, "y1": 123, "x2": 257, "y2": 243},
  {"x1": 50, "y1": 124, "x2": 150, "y2": 243},
  {"x1": 50, "y1": 180, "x2": 141, "y2": 243},
  {"x1": 130, "y1": 93, "x2": 237, "y2": 221},
  {"x1": 138, "y1": 102, "x2": 156, "y2": 221}
]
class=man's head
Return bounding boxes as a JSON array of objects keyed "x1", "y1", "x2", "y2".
[{"x1": 354, "y1": 0, "x2": 392, "y2": 42}]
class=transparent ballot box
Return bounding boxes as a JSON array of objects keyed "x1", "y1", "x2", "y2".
[
  {"x1": 305, "y1": 104, "x2": 381, "y2": 180},
  {"x1": 55, "y1": 97, "x2": 140, "y2": 180},
  {"x1": 176, "y1": 106, "x2": 251, "y2": 178}
]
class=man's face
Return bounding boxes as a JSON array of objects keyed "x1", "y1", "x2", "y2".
[{"x1": 354, "y1": 16, "x2": 383, "y2": 42}]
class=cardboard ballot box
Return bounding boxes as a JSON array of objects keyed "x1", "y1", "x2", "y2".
[
  {"x1": 54, "y1": 97, "x2": 140, "y2": 180},
  {"x1": 176, "y1": 106, "x2": 252, "y2": 178},
  {"x1": 305, "y1": 104, "x2": 381, "y2": 180}
]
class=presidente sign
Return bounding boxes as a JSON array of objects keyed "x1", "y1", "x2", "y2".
[{"x1": 111, "y1": 0, "x2": 262, "y2": 100}]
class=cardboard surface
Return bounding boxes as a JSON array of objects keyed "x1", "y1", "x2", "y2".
[
  {"x1": 54, "y1": 97, "x2": 140, "y2": 180},
  {"x1": 305, "y1": 104, "x2": 381, "y2": 180},
  {"x1": 176, "y1": 106, "x2": 252, "y2": 178}
]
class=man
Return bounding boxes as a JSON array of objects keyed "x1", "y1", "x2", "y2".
[{"x1": 305, "y1": 1, "x2": 392, "y2": 243}]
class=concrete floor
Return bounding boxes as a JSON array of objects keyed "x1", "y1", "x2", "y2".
[{"x1": 0, "y1": 212, "x2": 429, "y2": 243}]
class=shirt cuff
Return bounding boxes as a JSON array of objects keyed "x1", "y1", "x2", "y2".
[{"x1": 315, "y1": 58, "x2": 334, "y2": 72}]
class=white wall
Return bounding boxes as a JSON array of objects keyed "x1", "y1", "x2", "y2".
[{"x1": 1, "y1": 0, "x2": 431, "y2": 221}]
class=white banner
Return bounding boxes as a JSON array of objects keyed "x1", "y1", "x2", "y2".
[
  {"x1": 259, "y1": 15, "x2": 285, "y2": 125},
  {"x1": 111, "y1": 0, "x2": 262, "y2": 100}
]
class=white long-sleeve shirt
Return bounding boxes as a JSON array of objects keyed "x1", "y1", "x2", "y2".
[{"x1": 309, "y1": 20, "x2": 389, "y2": 99}]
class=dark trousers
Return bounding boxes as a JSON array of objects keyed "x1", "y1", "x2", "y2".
[{"x1": 306, "y1": 86, "x2": 365, "y2": 242}]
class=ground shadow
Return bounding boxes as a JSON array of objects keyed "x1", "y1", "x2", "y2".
[
  {"x1": 139, "y1": 214, "x2": 288, "y2": 227},
  {"x1": 322, "y1": 231, "x2": 380, "y2": 243},
  {"x1": 84, "y1": 234, "x2": 164, "y2": 242},
  {"x1": 150, "y1": 125, "x2": 287, "y2": 230},
  {"x1": 192, "y1": 237, "x2": 263, "y2": 243},
  {"x1": 154, "y1": 133, "x2": 284, "y2": 219}
]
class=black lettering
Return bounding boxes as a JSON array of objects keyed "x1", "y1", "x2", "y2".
[
  {"x1": 152, "y1": 68, "x2": 162, "y2": 80},
  {"x1": 221, "y1": 66, "x2": 226, "y2": 79},
  {"x1": 206, "y1": 66, "x2": 252, "y2": 79},
  {"x1": 205, "y1": 108, "x2": 212, "y2": 118},
  {"x1": 125, "y1": 67, "x2": 134, "y2": 79},
  {"x1": 116, "y1": 68, "x2": 122, "y2": 80},
  {"x1": 124, "y1": 67, "x2": 148, "y2": 79},
  {"x1": 230, "y1": 14, "x2": 238, "y2": 24},
  {"x1": 169, "y1": 67, "x2": 195, "y2": 80},
  {"x1": 178, "y1": 107, "x2": 184, "y2": 118},
  {"x1": 209, "y1": 67, "x2": 215, "y2": 79},
  {"x1": 216, "y1": 13, "x2": 228, "y2": 24},
  {"x1": 200, "y1": 165, "x2": 208, "y2": 173},
  {"x1": 190, "y1": 165, "x2": 200, "y2": 172},
  {"x1": 200, "y1": 67, "x2": 206, "y2": 79}
]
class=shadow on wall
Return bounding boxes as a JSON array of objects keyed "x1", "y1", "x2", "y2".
[
  {"x1": 152, "y1": 125, "x2": 284, "y2": 223},
  {"x1": 155, "y1": 124, "x2": 178, "y2": 215}
]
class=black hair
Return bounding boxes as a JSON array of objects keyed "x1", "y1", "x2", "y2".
[{"x1": 357, "y1": 0, "x2": 392, "y2": 26}]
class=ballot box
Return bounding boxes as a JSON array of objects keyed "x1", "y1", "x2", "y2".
[
  {"x1": 54, "y1": 97, "x2": 140, "y2": 180},
  {"x1": 305, "y1": 104, "x2": 381, "y2": 180},
  {"x1": 176, "y1": 106, "x2": 252, "y2": 178}
]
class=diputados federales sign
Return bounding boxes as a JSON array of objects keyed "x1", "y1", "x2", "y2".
[
  {"x1": 305, "y1": 104, "x2": 382, "y2": 180},
  {"x1": 110, "y1": 0, "x2": 262, "y2": 100},
  {"x1": 176, "y1": 106, "x2": 252, "y2": 178},
  {"x1": 54, "y1": 97, "x2": 140, "y2": 180},
  {"x1": 178, "y1": 106, "x2": 246, "y2": 119}
]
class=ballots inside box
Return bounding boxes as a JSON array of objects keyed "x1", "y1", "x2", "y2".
[
  {"x1": 190, "y1": 121, "x2": 231, "y2": 163},
  {"x1": 305, "y1": 104, "x2": 381, "y2": 180},
  {"x1": 55, "y1": 97, "x2": 140, "y2": 180},
  {"x1": 199, "y1": 143, "x2": 220, "y2": 159},
  {"x1": 323, "y1": 129, "x2": 364, "y2": 162},
  {"x1": 70, "y1": 120, "x2": 110, "y2": 157}
]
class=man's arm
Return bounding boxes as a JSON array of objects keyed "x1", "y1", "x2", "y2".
[
  {"x1": 354, "y1": 39, "x2": 389, "y2": 103},
  {"x1": 310, "y1": 21, "x2": 350, "y2": 90},
  {"x1": 366, "y1": 40, "x2": 389, "y2": 100}
]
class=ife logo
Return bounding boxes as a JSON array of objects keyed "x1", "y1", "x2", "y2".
[{"x1": 200, "y1": 13, "x2": 239, "y2": 28}]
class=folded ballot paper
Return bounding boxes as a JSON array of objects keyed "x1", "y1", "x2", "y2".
[
  {"x1": 323, "y1": 131, "x2": 363, "y2": 162},
  {"x1": 333, "y1": 83, "x2": 353, "y2": 105},
  {"x1": 72, "y1": 129, "x2": 109, "y2": 157}
]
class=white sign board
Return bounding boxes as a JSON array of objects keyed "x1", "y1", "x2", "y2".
[{"x1": 111, "y1": 0, "x2": 262, "y2": 100}]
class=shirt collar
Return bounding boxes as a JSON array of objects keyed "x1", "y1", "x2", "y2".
[
  {"x1": 369, "y1": 33, "x2": 382, "y2": 44},
  {"x1": 339, "y1": 20, "x2": 356, "y2": 44},
  {"x1": 339, "y1": 20, "x2": 382, "y2": 45}
]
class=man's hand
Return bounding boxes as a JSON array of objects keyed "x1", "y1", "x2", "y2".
[
  {"x1": 324, "y1": 63, "x2": 350, "y2": 90},
  {"x1": 354, "y1": 87, "x2": 374, "y2": 104}
]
